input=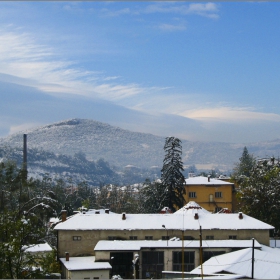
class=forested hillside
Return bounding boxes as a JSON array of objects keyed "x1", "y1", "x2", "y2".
[{"x1": 0, "y1": 146, "x2": 160, "y2": 185}]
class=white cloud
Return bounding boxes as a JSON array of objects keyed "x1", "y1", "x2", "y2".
[
  {"x1": 0, "y1": 27, "x2": 147, "y2": 100},
  {"x1": 8, "y1": 122, "x2": 42, "y2": 135},
  {"x1": 100, "y1": 7, "x2": 132, "y2": 17},
  {"x1": 89, "y1": 2, "x2": 219, "y2": 19},
  {"x1": 144, "y1": 2, "x2": 219, "y2": 19},
  {"x1": 1, "y1": 25, "x2": 279, "y2": 141},
  {"x1": 179, "y1": 107, "x2": 280, "y2": 123},
  {"x1": 187, "y1": 3, "x2": 219, "y2": 16},
  {"x1": 158, "y1": 22, "x2": 187, "y2": 32},
  {"x1": 103, "y1": 76, "x2": 120, "y2": 81}
]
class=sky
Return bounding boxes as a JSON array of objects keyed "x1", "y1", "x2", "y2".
[{"x1": 1, "y1": 1, "x2": 280, "y2": 143}]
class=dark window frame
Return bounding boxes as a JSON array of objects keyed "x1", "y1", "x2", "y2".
[
  {"x1": 172, "y1": 251, "x2": 195, "y2": 272},
  {"x1": 145, "y1": 236, "x2": 153, "y2": 240},
  {"x1": 72, "y1": 236, "x2": 81, "y2": 241},
  {"x1": 129, "y1": 236, "x2": 138, "y2": 240},
  {"x1": 162, "y1": 236, "x2": 170, "y2": 240},
  {"x1": 108, "y1": 236, "x2": 118, "y2": 240},
  {"x1": 189, "y1": 192, "x2": 196, "y2": 198},
  {"x1": 215, "y1": 191, "x2": 222, "y2": 198},
  {"x1": 229, "y1": 235, "x2": 237, "y2": 239},
  {"x1": 206, "y1": 235, "x2": 214, "y2": 240},
  {"x1": 142, "y1": 251, "x2": 164, "y2": 279}
]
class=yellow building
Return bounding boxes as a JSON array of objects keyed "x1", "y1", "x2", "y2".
[{"x1": 184, "y1": 176, "x2": 235, "y2": 213}]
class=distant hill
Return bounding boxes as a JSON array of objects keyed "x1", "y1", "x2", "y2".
[
  {"x1": 0, "y1": 145, "x2": 161, "y2": 185},
  {"x1": 0, "y1": 118, "x2": 280, "y2": 178}
]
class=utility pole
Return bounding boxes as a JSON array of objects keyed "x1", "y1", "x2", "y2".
[
  {"x1": 199, "y1": 226, "x2": 203, "y2": 279},
  {"x1": 182, "y1": 230, "x2": 184, "y2": 280},
  {"x1": 23, "y1": 134, "x2": 28, "y2": 181},
  {"x1": 162, "y1": 225, "x2": 168, "y2": 246},
  {"x1": 251, "y1": 238, "x2": 255, "y2": 279}
]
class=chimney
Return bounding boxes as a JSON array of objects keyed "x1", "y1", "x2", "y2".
[
  {"x1": 65, "y1": 252, "x2": 69, "y2": 261},
  {"x1": 122, "y1": 213, "x2": 126, "y2": 220},
  {"x1": 194, "y1": 213, "x2": 199, "y2": 220},
  {"x1": 61, "y1": 210, "x2": 67, "y2": 222},
  {"x1": 208, "y1": 175, "x2": 210, "y2": 182},
  {"x1": 239, "y1": 212, "x2": 243, "y2": 219},
  {"x1": 105, "y1": 209, "x2": 109, "y2": 214},
  {"x1": 23, "y1": 134, "x2": 27, "y2": 180}
]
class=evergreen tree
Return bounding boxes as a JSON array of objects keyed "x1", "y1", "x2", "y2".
[
  {"x1": 233, "y1": 146, "x2": 255, "y2": 178},
  {"x1": 95, "y1": 184, "x2": 138, "y2": 213},
  {"x1": 0, "y1": 210, "x2": 44, "y2": 279},
  {"x1": 238, "y1": 157, "x2": 280, "y2": 231},
  {"x1": 161, "y1": 137, "x2": 186, "y2": 211},
  {"x1": 0, "y1": 161, "x2": 60, "y2": 277},
  {"x1": 137, "y1": 179, "x2": 167, "y2": 213}
]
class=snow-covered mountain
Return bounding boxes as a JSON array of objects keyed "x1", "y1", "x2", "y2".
[{"x1": 0, "y1": 118, "x2": 279, "y2": 175}]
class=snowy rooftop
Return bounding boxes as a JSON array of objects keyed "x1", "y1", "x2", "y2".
[
  {"x1": 185, "y1": 176, "x2": 233, "y2": 185},
  {"x1": 162, "y1": 272, "x2": 244, "y2": 279},
  {"x1": 23, "y1": 242, "x2": 53, "y2": 253},
  {"x1": 49, "y1": 217, "x2": 60, "y2": 223},
  {"x1": 191, "y1": 248, "x2": 280, "y2": 279},
  {"x1": 260, "y1": 244, "x2": 280, "y2": 255},
  {"x1": 94, "y1": 240, "x2": 261, "y2": 251},
  {"x1": 174, "y1": 201, "x2": 210, "y2": 215},
  {"x1": 86, "y1": 209, "x2": 116, "y2": 215},
  {"x1": 54, "y1": 211, "x2": 273, "y2": 231},
  {"x1": 60, "y1": 256, "x2": 111, "y2": 271}
]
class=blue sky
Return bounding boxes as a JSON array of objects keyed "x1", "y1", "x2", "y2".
[{"x1": 1, "y1": 1, "x2": 280, "y2": 143}]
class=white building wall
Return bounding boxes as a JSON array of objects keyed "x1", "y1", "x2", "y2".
[{"x1": 66, "y1": 269, "x2": 110, "y2": 279}]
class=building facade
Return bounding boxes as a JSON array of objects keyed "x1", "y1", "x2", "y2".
[
  {"x1": 184, "y1": 176, "x2": 236, "y2": 212},
  {"x1": 54, "y1": 202, "x2": 273, "y2": 260},
  {"x1": 94, "y1": 240, "x2": 261, "y2": 279}
]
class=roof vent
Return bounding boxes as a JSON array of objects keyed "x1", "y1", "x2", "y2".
[
  {"x1": 194, "y1": 213, "x2": 199, "y2": 220},
  {"x1": 105, "y1": 209, "x2": 109, "y2": 214},
  {"x1": 239, "y1": 212, "x2": 243, "y2": 219},
  {"x1": 95, "y1": 211, "x2": 100, "y2": 214},
  {"x1": 61, "y1": 210, "x2": 67, "y2": 222},
  {"x1": 122, "y1": 213, "x2": 126, "y2": 220},
  {"x1": 208, "y1": 175, "x2": 211, "y2": 182},
  {"x1": 159, "y1": 206, "x2": 173, "y2": 214}
]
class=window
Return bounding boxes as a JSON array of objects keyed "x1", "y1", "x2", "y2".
[
  {"x1": 229, "y1": 235, "x2": 237, "y2": 239},
  {"x1": 145, "y1": 236, "x2": 153, "y2": 240},
  {"x1": 189, "y1": 192, "x2": 196, "y2": 198},
  {"x1": 108, "y1": 236, "x2": 119, "y2": 240},
  {"x1": 142, "y1": 251, "x2": 164, "y2": 279},
  {"x1": 206, "y1": 235, "x2": 214, "y2": 240},
  {"x1": 110, "y1": 252, "x2": 133, "y2": 279},
  {"x1": 72, "y1": 236, "x2": 81, "y2": 241},
  {"x1": 129, "y1": 236, "x2": 138, "y2": 240},
  {"x1": 184, "y1": 236, "x2": 194, "y2": 240},
  {"x1": 215, "y1": 192, "x2": 222, "y2": 198},
  {"x1": 162, "y1": 236, "x2": 170, "y2": 240},
  {"x1": 172, "y1": 251, "x2": 195, "y2": 272},
  {"x1": 215, "y1": 207, "x2": 222, "y2": 213},
  {"x1": 203, "y1": 251, "x2": 226, "y2": 262}
]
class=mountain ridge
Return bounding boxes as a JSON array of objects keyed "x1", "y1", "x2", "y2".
[{"x1": 1, "y1": 118, "x2": 280, "y2": 172}]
